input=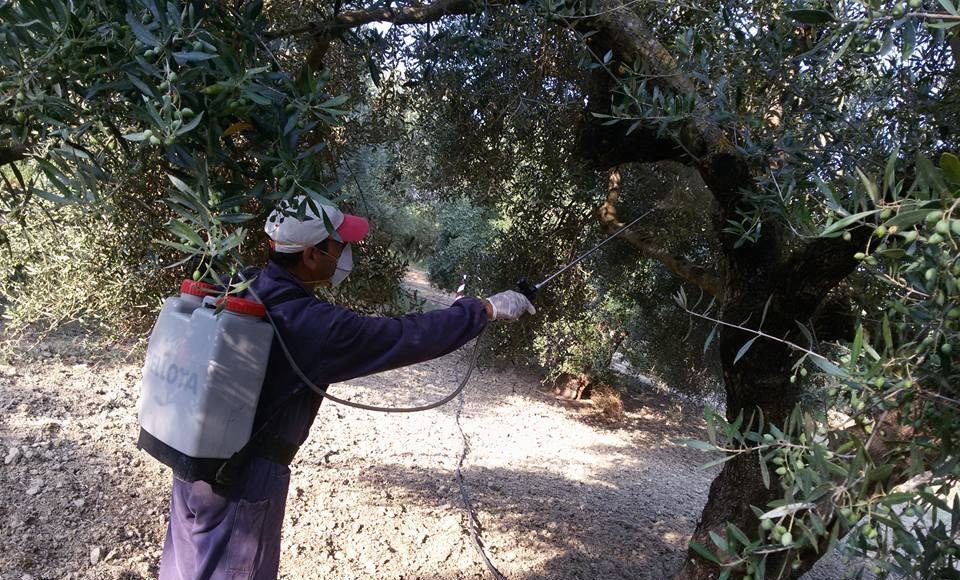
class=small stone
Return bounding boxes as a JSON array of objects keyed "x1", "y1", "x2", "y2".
[
  {"x1": 90, "y1": 545, "x2": 103, "y2": 564},
  {"x1": 21, "y1": 573, "x2": 34, "y2": 580},
  {"x1": 5, "y1": 447, "x2": 20, "y2": 465},
  {"x1": 26, "y1": 485, "x2": 40, "y2": 496},
  {"x1": 73, "y1": 499, "x2": 85, "y2": 508}
]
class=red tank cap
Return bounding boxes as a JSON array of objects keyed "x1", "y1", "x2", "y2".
[
  {"x1": 180, "y1": 279, "x2": 218, "y2": 297},
  {"x1": 217, "y1": 296, "x2": 266, "y2": 318}
]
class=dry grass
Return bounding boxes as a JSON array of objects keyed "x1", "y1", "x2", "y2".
[{"x1": 590, "y1": 383, "x2": 625, "y2": 422}]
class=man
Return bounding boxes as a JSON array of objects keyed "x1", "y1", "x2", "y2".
[{"x1": 159, "y1": 198, "x2": 535, "y2": 579}]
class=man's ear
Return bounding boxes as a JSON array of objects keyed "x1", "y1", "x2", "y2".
[{"x1": 301, "y1": 245, "x2": 322, "y2": 268}]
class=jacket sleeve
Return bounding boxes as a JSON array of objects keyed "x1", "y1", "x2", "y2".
[{"x1": 288, "y1": 297, "x2": 489, "y2": 384}]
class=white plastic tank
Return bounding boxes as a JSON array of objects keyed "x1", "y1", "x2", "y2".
[{"x1": 138, "y1": 281, "x2": 274, "y2": 459}]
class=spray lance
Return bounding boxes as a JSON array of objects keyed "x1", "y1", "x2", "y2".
[{"x1": 515, "y1": 210, "x2": 653, "y2": 301}]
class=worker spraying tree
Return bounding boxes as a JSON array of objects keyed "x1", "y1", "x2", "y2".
[{"x1": 138, "y1": 197, "x2": 535, "y2": 580}]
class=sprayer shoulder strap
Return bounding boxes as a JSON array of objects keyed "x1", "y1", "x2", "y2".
[
  {"x1": 261, "y1": 287, "x2": 311, "y2": 309},
  {"x1": 214, "y1": 287, "x2": 312, "y2": 486}
]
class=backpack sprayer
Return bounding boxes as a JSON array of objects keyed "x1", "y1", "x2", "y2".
[{"x1": 136, "y1": 211, "x2": 651, "y2": 483}]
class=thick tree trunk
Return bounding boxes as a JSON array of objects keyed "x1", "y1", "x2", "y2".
[
  {"x1": 674, "y1": 202, "x2": 867, "y2": 578},
  {"x1": 677, "y1": 287, "x2": 804, "y2": 580}
]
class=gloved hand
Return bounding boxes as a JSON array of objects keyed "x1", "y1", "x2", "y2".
[{"x1": 484, "y1": 290, "x2": 536, "y2": 321}]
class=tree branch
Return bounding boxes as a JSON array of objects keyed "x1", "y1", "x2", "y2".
[
  {"x1": 572, "y1": 2, "x2": 757, "y2": 219},
  {"x1": 601, "y1": 167, "x2": 724, "y2": 298},
  {"x1": 579, "y1": 0, "x2": 725, "y2": 160},
  {"x1": 268, "y1": 0, "x2": 518, "y2": 39},
  {"x1": 577, "y1": 68, "x2": 691, "y2": 168},
  {"x1": 777, "y1": 226, "x2": 873, "y2": 315}
]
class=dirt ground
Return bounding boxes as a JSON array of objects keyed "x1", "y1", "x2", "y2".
[{"x1": 0, "y1": 276, "x2": 866, "y2": 579}]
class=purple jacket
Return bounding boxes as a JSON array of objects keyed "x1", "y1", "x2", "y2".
[{"x1": 249, "y1": 261, "x2": 489, "y2": 447}]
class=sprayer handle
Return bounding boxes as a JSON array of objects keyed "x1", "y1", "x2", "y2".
[{"x1": 516, "y1": 278, "x2": 538, "y2": 301}]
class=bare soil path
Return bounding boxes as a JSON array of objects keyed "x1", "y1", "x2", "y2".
[{"x1": 0, "y1": 274, "x2": 861, "y2": 579}]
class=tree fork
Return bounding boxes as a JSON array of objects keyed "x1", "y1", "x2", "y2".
[{"x1": 599, "y1": 167, "x2": 723, "y2": 298}]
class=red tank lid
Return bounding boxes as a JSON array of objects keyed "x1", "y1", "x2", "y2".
[
  {"x1": 217, "y1": 296, "x2": 266, "y2": 318},
  {"x1": 180, "y1": 279, "x2": 218, "y2": 297}
]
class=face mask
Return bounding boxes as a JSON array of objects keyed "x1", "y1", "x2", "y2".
[{"x1": 330, "y1": 244, "x2": 353, "y2": 287}]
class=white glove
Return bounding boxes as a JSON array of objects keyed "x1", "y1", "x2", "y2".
[{"x1": 485, "y1": 290, "x2": 536, "y2": 321}]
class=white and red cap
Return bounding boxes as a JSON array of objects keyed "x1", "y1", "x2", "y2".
[{"x1": 264, "y1": 196, "x2": 369, "y2": 253}]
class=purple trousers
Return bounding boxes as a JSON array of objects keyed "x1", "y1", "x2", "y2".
[{"x1": 159, "y1": 457, "x2": 291, "y2": 580}]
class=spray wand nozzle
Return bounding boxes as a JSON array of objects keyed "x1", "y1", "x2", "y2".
[{"x1": 515, "y1": 278, "x2": 539, "y2": 301}]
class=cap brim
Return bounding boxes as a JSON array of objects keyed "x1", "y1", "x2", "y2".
[{"x1": 336, "y1": 213, "x2": 369, "y2": 243}]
